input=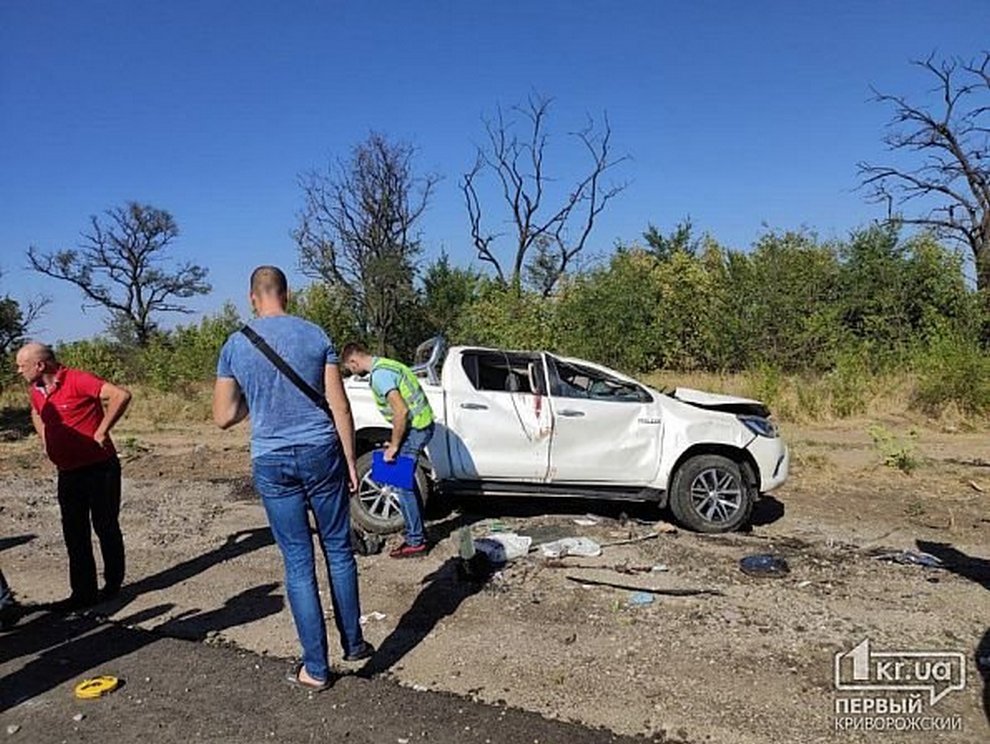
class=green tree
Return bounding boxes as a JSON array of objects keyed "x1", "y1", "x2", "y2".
[
  {"x1": 728, "y1": 230, "x2": 844, "y2": 372},
  {"x1": 420, "y1": 252, "x2": 484, "y2": 339},
  {"x1": 556, "y1": 249, "x2": 664, "y2": 372},
  {"x1": 287, "y1": 283, "x2": 363, "y2": 349},
  {"x1": 643, "y1": 217, "x2": 700, "y2": 262}
]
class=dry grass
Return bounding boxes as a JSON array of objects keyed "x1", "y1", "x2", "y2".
[
  {"x1": 125, "y1": 383, "x2": 214, "y2": 429},
  {"x1": 641, "y1": 369, "x2": 988, "y2": 430},
  {"x1": 3, "y1": 370, "x2": 987, "y2": 431},
  {"x1": 0, "y1": 382, "x2": 214, "y2": 431}
]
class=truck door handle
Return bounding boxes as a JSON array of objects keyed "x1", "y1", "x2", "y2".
[
  {"x1": 558, "y1": 409, "x2": 585, "y2": 417},
  {"x1": 460, "y1": 402, "x2": 488, "y2": 410}
]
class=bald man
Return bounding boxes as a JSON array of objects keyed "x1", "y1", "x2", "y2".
[{"x1": 16, "y1": 342, "x2": 132, "y2": 611}]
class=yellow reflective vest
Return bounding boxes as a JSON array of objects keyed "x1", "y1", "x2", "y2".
[{"x1": 371, "y1": 357, "x2": 434, "y2": 430}]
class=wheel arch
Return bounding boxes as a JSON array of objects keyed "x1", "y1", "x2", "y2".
[
  {"x1": 355, "y1": 427, "x2": 392, "y2": 457},
  {"x1": 668, "y1": 443, "x2": 760, "y2": 493}
]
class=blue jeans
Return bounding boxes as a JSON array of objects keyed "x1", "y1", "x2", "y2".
[
  {"x1": 253, "y1": 444, "x2": 364, "y2": 682},
  {"x1": 396, "y1": 424, "x2": 434, "y2": 547}
]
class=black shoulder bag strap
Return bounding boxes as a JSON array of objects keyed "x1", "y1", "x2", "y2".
[{"x1": 239, "y1": 325, "x2": 331, "y2": 416}]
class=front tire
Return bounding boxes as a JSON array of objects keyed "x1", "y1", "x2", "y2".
[
  {"x1": 350, "y1": 449, "x2": 430, "y2": 535},
  {"x1": 669, "y1": 454, "x2": 753, "y2": 533}
]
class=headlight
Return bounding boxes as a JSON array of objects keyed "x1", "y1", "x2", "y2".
[{"x1": 739, "y1": 415, "x2": 779, "y2": 438}]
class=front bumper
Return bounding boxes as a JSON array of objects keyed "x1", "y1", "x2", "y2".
[{"x1": 747, "y1": 436, "x2": 789, "y2": 492}]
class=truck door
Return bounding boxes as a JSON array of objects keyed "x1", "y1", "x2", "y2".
[
  {"x1": 445, "y1": 350, "x2": 552, "y2": 481},
  {"x1": 545, "y1": 355, "x2": 662, "y2": 484}
]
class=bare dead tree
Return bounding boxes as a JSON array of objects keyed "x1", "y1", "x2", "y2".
[
  {"x1": 293, "y1": 133, "x2": 439, "y2": 352},
  {"x1": 462, "y1": 95, "x2": 628, "y2": 296},
  {"x1": 27, "y1": 202, "x2": 210, "y2": 346},
  {"x1": 858, "y1": 52, "x2": 990, "y2": 315}
]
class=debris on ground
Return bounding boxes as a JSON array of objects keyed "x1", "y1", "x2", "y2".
[
  {"x1": 599, "y1": 533, "x2": 659, "y2": 548},
  {"x1": 350, "y1": 529, "x2": 384, "y2": 556},
  {"x1": 739, "y1": 554, "x2": 791, "y2": 578},
  {"x1": 565, "y1": 575, "x2": 723, "y2": 597},
  {"x1": 6, "y1": 725, "x2": 20, "y2": 735},
  {"x1": 870, "y1": 550, "x2": 943, "y2": 568},
  {"x1": 546, "y1": 560, "x2": 657, "y2": 576},
  {"x1": 456, "y1": 527, "x2": 498, "y2": 581},
  {"x1": 516, "y1": 524, "x2": 577, "y2": 544},
  {"x1": 360, "y1": 611, "x2": 387, "y2": 625},
  {"x1": 474, "y1": 533, "x2": 532, "y2": 563},
  {"x1": 572, "y1": 517, "x2": 599, "y2": 527},
  {"x1": 539, "y1": 537, "x2": 602, "y2": 559},
  {"x1": 652, "y1": 520, "x2": 678, "y2": 534},
  {"x1": 627, "y1": 591, "x2": 655, "y2": 606}
]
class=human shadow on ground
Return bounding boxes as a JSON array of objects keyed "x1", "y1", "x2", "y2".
[
  {"x1": 915, "y1": 540, "x2": 989, "y2": 725},
  {"x1": 0, "y1": 406, "x2": 33, "y2": 440},
  {"x1": 0, "y1": 582, "x2": 282, "y2": 712},
  {"x1": 0, "y1": 528, "x2": 275, "y2": 668},
  {"x1": 91, "y1": 527, "x2": 276, "y2": 617},
  {"x1": 0, "y1": 534, "x2": 35, "y2": 553},
  {"x1": 356, "y1": 557, "x2": 485, "y2": 678},
  {"x1": 748, "y1": 494, "x2": 785, "y2": 528}
]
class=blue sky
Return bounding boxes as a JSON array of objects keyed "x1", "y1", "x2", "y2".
[{"x1": 1, "y1": 1, "x2": 987, "y2": 342}]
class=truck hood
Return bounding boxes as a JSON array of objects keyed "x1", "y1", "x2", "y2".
[{"x1": 670, "y1": 387, "x2": 770, "y2": 417}]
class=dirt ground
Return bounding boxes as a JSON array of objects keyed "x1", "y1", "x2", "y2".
[{"x1": 1, "y1": 410, "x2": 988, "y2": 743}]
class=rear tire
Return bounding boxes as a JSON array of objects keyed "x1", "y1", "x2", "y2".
[
  {"x1": 669, "y1": 454, "x2": 753, "y2": 533},
  {"x1": 350, "y1": 449, "x2": 431, "y2": 535}
]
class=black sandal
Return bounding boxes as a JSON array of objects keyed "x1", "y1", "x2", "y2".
[{"x1": 285, "y1": 664, "x2": 330, "y2": 692}]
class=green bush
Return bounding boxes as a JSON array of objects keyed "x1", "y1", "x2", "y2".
[
  {"x1": 142, "y1": 303, "x2": 243, "y2": 391},
  {"x1": 868, "y1": 424, "x2": 920, "y2": 474},
  {"x1": 912, "y1": 334, "x2": 990, "y2": 416},
  {"x1": 825, "y1": 348, "x2": 873, "y2": 418},
  {"x1": 288, "y1": 284, "x2": 362, "y2": 350},
  {"x1": 456, "y1": 282, "x2": 561, "y2": 352},
  {"x1": 57, "y1": 339, "x2": 132, "y2": 382}
]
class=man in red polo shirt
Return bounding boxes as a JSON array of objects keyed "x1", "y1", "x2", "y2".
[{"x1": 16, "y1": 342, "x2": 132, "y2": 610}]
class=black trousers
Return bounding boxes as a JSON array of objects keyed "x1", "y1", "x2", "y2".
[{"x1": 57, "y1": 457, "x2": 125, "y2": 600}]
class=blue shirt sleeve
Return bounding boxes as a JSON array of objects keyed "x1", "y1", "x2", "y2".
[
  {"x1": 323, "y1": 331, "x2": 338, "y2": 365},
  {"x1": 371, "y1": 368, "x2": 402, "y2": 398},
  {"x1": 217, "y1": 337, "x2": 235, "y2": 378}
]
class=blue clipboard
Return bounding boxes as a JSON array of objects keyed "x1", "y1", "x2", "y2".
[{"x1": 371, "y1": 451, "x2": 416, "y2": 490}]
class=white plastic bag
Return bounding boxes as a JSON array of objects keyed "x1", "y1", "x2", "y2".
[
  {"x1": 473, "y1": 533, "x2": 533, "y2": 563},
  {"x1": 538, "y1": 536, "x2": 602, "y2": 559}
]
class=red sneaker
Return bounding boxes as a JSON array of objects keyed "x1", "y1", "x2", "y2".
[{"x1": 389, "y1": 542, "x2": 428, "y2": 559}]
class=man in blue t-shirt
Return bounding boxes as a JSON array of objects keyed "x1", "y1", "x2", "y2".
[{"x1": 213, "y1": 266, "x2": 372, "y2": 692}]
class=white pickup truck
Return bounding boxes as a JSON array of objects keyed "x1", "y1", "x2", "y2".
[{"x1": 345, "y1": 338, "x2": 788, "y2": 534}]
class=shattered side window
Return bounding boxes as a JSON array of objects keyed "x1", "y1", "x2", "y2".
[
  {"x1": 550, "y1": 359, "x2": 651, "y2": 403},
  {"x1": 461, "y1": 351, "x2": 542, "y2": 394}
]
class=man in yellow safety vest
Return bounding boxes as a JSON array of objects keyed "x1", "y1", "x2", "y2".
[{"x1": 341, "y1": 343, "x2": 435, "y2": 558}]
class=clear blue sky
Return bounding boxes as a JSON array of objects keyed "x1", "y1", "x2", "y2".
[{"x1": 1, "y1": 1, "x2": 987, "y2": 342}]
